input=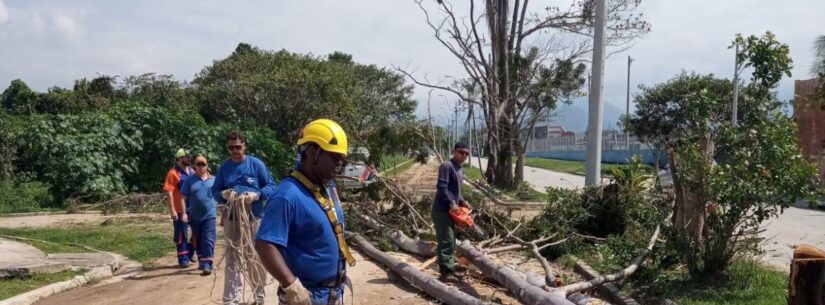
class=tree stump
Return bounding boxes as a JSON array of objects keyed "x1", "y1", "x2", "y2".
[{"x1": 788, "y1": 244, "x2": 825, "y2": 305}]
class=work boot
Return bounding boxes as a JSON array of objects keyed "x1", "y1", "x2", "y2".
[
  {"x1": 439, "y1": 272, "x2": 463, "y2": 283},
  {"x1": 179, "y1": 261, "x2": 190, "y2": 268},
  {"x1": 201, "y1": 265, "x2": 212, "y2": 276}
]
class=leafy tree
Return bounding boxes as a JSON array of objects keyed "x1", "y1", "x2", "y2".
[
  {"x1": 627, "y1": 32, "x2": 821, "y2": 277},
  {"x1": 122, "y1": 73, "x2": 198, "y2": 113},
  {"x1": 7, "y1": 102, "x2": 292, "y2": 204},
  {"x1": 194, "y1": 44, "x2": 361, "y2": 141},
  {"x1": 194, "y1": 44, "x2": 418, "y2": 158},
  {"x1": 1, "y1": 79, "x2": 38, "y2": 115}
]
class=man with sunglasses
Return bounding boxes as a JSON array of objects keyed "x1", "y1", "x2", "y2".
[
  {"x1": 163, "y1": 148, "x2": 195, "y2": 268},
  {"x1": 256, "y1": 119, "x2": 355, "y2": 305},
  {"x1": 213, "y1": 131, "x2": 277, "y2": 305},
  {"x1": 433, "y1": 141, "x2": 472, "y2": 283},
  {"x1": 181, "y1": 155, "x2": 217, "y2": 276}
]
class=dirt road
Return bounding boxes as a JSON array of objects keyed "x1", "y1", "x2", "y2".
[
  {"x1": 0, "y1": 213, "x2": 434, "y2": 305},
  {"x1": 32, "y1": 243, "x2": 432, "y2": 305}
]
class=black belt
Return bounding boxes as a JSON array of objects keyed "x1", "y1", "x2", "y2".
[{"x1": 304, "y1": 269, "x2": 347, "y2": 289}]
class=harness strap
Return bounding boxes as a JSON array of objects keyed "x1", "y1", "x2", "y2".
[{"x1": 289, "y1": 171, "x2": 356, "y2": 267}]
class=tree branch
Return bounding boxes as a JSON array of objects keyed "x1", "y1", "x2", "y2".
[{"x1": 560, "y1": 224, "x2": 662, "y2": 294}]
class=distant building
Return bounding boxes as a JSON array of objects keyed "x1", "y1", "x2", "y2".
[{"x1": 793, "y1": 79, "x2": 825, "y2": 180}]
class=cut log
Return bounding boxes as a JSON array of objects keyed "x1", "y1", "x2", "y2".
[
  {"x1": 348, "y1": 233, "x2": 492, "y2": 305},
  {"x1": 788, "y1": 244, "x2": 825, "y2": 305},
  {"x1": 456, "y1": 240, "x2": 575, "y2": 305},
  {"x1": 359, "y1": 214, "x2": 437, "y2": 257}
]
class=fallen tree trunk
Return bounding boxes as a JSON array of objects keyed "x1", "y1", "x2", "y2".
[
  {"x1": 457, "y1": 240, "x2": 575, "y2": 305},
  {"x1": 361, "y1": 214, "x2": 602, "y2": 304},
  {"x1": 788, "y1": 244, "x2": 825, "y2": 305},
  {"x1": 359, "y1": 214, "x2": 437, "y2": 257},
  {"x1": 348, "y1": 233, "x2": 492, "y2": 305}
]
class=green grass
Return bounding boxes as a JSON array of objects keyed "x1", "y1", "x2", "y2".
[
  {"x1": 381, "y1": 155, "x2": 413, "y2": 177},
  {"x1": 463, "y1": 164, "x2": 484, "y2": 182},
  {"x1": 0, "y1": 269, "x2": 87, "y2": 300},
  {"x1": 658, "y1": 261, "x2": 787, "y2": 305},
  {"x1": 523, "y1": 157, "x2": 634, "y2": 176},
  {"x1": 0, "y1": 219, "x2": 170, "y2": 263}
]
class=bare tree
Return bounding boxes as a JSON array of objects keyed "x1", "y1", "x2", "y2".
[{"x1": 397, "y1": 0, "x2": 649, "y2": 188}]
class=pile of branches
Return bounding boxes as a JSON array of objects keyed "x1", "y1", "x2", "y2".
[{"x1": 346, "y1": 174, "x2": 664, "y2": 305}]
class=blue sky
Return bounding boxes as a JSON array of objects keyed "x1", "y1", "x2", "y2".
[{"x1": 0, "y1": 0, "x2": 823, "y2": 128}]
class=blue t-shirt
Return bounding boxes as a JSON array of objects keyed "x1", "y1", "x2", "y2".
[
  {"x1": 212, "y1": 156, "x2": 277, "y2": 218},
  {"x1": 181, "y1": 175, "x2": 217, "y2": 221},
  {"x1": 256, "y1": 177, "x2": 344, "y2": 285},
  {"x1": 433, "y1": 160, "x2": 464, "y2": 213}
]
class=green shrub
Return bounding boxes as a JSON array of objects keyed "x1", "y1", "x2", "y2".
[
  {"x1": 4, "y1": 102, "x2": 292, "y2": 204},
  {"x1": 0, "y1": 180, "x2": 53, "y2": 214}
]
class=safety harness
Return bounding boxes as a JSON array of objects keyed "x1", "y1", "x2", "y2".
[
  {"x1": 289, "y1": 171, "x2": 356, "y2": 266},
  {"x1": 288, "y1": 171, "x2": 355, "y2": 305}
]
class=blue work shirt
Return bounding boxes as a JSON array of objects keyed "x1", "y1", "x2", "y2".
[
  {"x1": 181, "y1": 175, "x2": 217, "y2": 221},
  {"x1": 433, "y1": 160, "x2": 464, "y2": 213},
  {"x1": 256, "y1": 177, "x2": 344, "y2": 285},
  {"x1": 212, "y1": 156, "x2": 277, "y2": 218}
]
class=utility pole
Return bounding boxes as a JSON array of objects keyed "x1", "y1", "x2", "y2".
[
  {"x1": 585, "y1": 0, "x2": 607, "y2": 186},
  {"x1": 626, "y1": 55, "x2": 634, "y2": 151},
  {"x1": 732, "y1": 44, "x2": 740, "y2": 126}
]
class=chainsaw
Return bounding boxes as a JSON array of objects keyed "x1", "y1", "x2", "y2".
[{"x1": 449, "y1": 205, "x2": 488, "y2": 239}]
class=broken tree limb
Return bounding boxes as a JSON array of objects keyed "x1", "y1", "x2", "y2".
[
  {"x1": 359, "y1": 214, "x2": 437, "y2": 257},
  {"x1": 456, "y1": 240, "x2": 575, "y2": 305},
  {"x1": 363, "y1": 216, "x2": 608, "y2": 304},
  {"x1": 560, "y1": 224, "x2": 661, "y2": 295},
  {"x1": 374, "y1": 175, "x2": 435, "y2": 234},
  {"x1": 348, "y1": 233, "x2": 493, "y2": 305},
  {"x1": 489, "y1": 214, "x2": 559, "y2": 286},
  {"x1": 571, "y1": 258, "x2": 639, "y2": 305},
  {"x1": 484, "y1": 234, "x2": 561, "y2": 254}
]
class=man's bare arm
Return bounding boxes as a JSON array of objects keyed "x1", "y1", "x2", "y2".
[{"x1": 255, "y1": 240, "x2": 296, "y2": 286}]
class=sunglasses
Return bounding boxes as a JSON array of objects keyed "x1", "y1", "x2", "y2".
[
  {"x1": 227, "y1": 145, "x2": 243, "y2": 151},
  {"x1": 196, "y1": 163, "x2": 207, "y2": 167}
]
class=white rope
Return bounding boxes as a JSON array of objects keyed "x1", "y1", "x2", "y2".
[{"x1": 209, "y1": 191, "x2": 275, "y2": 304}]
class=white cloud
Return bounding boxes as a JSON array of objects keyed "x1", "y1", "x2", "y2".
[
  {"x1": 0, "y1": 0, "x2": 9, "y2": 23},
  {"x1": 52, "y1": 13, "x2": 81, "y2": 41}
]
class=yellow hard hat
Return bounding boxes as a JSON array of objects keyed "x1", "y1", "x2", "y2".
[
  {"x1": 175, "y1": 148, "x2": 187, "y2": 159},
  {"x1": 297, "y1": 119, "x2": 348, "y2": 156}
]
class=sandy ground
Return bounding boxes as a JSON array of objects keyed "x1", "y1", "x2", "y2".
[
  {"x1": 3, "y1": 158, "x2": 586, "y2": 305},
  {"x1": 0, "y1": 212, "x2": 167, "y2": 229},
  {"x1": 30, "y1": 241, "x2": 436, "y2": 305}
]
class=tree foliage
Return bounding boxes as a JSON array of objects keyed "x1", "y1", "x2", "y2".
[
  {"x1": 3, "y1": 102, "x2": 292, "y2": 203},
  {"x1": 627, "y1": 32, "x2": 821, "y2": 277},
  {"x1": 193, "y1": 43, "x2": 417, "y2": 153},
  {"x1": 0, "y1": 44, "x2": 419, "y2": 207}
]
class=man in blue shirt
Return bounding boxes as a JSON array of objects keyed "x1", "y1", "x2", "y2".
[
  {"x1": 181, "y1": 155, "x2": 217, "y2": 276},
  {"x1": 213, "y1": 130, "x2": 277, "y2": 305},
  {"x1": 256, "y1": 119, "x2": 355, "y2": 305},
  {"x1": 433, "y1": 141, "x2": 472, "y2": 283}
]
